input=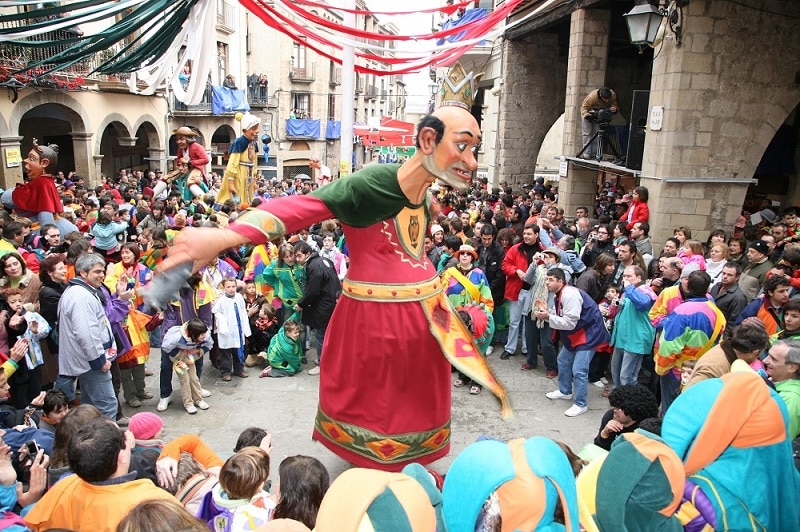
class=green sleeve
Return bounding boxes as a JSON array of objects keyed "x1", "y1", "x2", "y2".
[{"x1": 311, "y1": 164, "x2": 423, "y2": 228}]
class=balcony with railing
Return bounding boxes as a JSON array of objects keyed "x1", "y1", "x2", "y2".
[
  {"x1": 0, "y1": 22, "x2": 130, "y2": 86},
  {"x1": 173, "y1": 82, "x2": 213, "y2": 113},
  {"x1": 216, "y1": 0, "x2": 238, "y2": 33},
  {"x1": 289, "y1": 64, "x2": 315, "y2": 83}
]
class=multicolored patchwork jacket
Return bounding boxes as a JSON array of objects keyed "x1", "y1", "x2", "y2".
[{"x1": 655, "y1": 298, "x2": 726, "y2": 375}]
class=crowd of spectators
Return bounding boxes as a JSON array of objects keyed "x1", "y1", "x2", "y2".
[{"x1": 0, "y1": 164, "x2": 795, "y2": 530}]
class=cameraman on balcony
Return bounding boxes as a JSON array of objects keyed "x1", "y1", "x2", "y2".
[{"x1": 581, "y1": 87, "x2": 618, "y2": 159}]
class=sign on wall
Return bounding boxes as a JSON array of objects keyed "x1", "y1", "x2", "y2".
[
  {"x1": 4, "y1": 148, "x2": 21, "y2": 168},
  {"x1": 649, "y1": 106, "x2": 664, "y2": 131}
]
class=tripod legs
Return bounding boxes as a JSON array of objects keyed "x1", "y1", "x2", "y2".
[{"x1": 576, "y1": 124, "x2": 622, "y2": 162}]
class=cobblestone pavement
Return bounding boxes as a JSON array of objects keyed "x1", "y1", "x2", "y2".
[{"x1": 138, "y1": 346, "x2": 607, "y2": 481}]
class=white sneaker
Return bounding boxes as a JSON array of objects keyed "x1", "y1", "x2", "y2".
[
  {"x1": 195, "y1": 400, "x2": 210, "y2": 410},
  {"x1": 185, "y1": 404, "x2": 198, "y2": 414},
  {"x1": 157, "y1": 397, "x2": 171, "y2": 412},
  {"x1": 592, "y1": 380, "x2": 605, "y2": 388},
  {"x1": 200, "y1": 388, "x2": 212, "y2": 398},
  {"x1": 485, "y1": 346, "x2": 494, "y2": 357},
  {"x1": 308, "y1": 365, "x2": 320, "y2": 376},
  {"x1": 546, "y1": 390, "x2": 573, "y2": 401},
  {"x1": 564, "y1": 404, "x2": 588, "y2": 417}
]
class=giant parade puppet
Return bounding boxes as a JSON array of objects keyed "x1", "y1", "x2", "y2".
[
  {"x1": 148, "y1": 63, "x2": 510, "y2": 471},
  {"x1": 1, "y1": 139, "x2": 78, "y2": 236}
]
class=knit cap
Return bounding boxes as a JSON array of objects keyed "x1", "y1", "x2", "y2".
[{"x1": 129, "y1": 412, "x2": 164, "y2": 440}]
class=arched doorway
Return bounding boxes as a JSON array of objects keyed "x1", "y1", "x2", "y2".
[
  {"x1": 209, "y1": 125, "x2": 236, "y2": 175},
  {"x1": 98, "y1": 121, "x2": 132, "y2": 178},
  {"x1": 745, "y1": 103, "x2": 800, "y2": 212},
  {"x1": 18, "y1": 103, "x2": 83, "y2": 177}
]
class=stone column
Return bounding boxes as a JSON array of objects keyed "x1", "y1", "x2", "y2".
[
  {"x1": 561, "y1": 8, "x2": 610, "y2": 217},
  {"x1": 117, "y1": 137, "x2": 138, "y2": 148},
  {"x1": 148, "y1": 147, "x2": 167, "y2": 173},
  {"x1": 496, "y1": 34, "x2": 566, "y2": 191},
  {"x1": 70, "y1": 131, "x2": 93, "y2": 184},
  {"x1": 0, "y1": 136, "x2": 24, "y2": 190},
  {"x1": 92, "y1": 155, "x2": 104, "y2": 189},
  {"x1": 638, "y1": 0, "x2": 793, "y2": 245}
]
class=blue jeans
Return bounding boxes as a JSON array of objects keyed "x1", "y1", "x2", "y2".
[
  {"x1": 660, "y1": 371, "x2": 680, "y2": 414},
  {"x1": 160, "y1": 348, "x2": 204, "y2": 399},
  {"x1": 314, "y1": 325, "x2": 327, "y2": 363},
  {"x1": 503, "y1": 294, "x2": 527, "y2": 355},
  {"x1": 55, "y1": 375, "x2": 77, "y2": 401},
  {"x1": 78, "y1": 368, "x2": 117, "y2": 419},
  {"x1": 524, "y1": 316, "x2": 557, "y2": 371},
  {"x1": 556, "y1": 346, "x2": 594, "y2": 408},
  {"x1": 611, "y1": 347, "x2": 644, "y2": 388}
]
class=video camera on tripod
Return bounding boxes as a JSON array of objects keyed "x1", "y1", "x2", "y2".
[{"x1": 587, "y1": 107, "x2": 614, "y2": 124}]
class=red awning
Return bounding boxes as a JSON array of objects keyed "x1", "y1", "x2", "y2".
[{"x1": 353, "y1": 117, "x2": 416, "y2": 147}]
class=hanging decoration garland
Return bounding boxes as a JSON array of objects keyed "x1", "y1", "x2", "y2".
[{"x1": 0, "y1": 0, "x2": 529, "y2": 101}]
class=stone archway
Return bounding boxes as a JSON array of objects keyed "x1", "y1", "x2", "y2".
[
  {"x1": 98, "y1": 121, "x2": 134, "y2": 179},
  {"x1": 208, "y1": 125, "x2": 237, "y2": 173}
]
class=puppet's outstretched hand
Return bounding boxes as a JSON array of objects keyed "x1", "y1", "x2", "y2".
[
  {"x1": 145, "y1": 227, "x2": 252, "y2": 311},
  {"x1": 158, "y1": 227, "x2": 251, "y2": 275}
]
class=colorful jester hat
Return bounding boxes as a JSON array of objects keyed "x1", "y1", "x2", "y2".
[
  {"x1": 438, "y1": 62, "x2": 476, "y2": 111},
  {"x1": 314, "y1": 467, "x2": 441, "y2": 532},
  {"x1": 442, "y1": 437, "x2": 580, "y2": 531},
  {"x1": 661, "y1": 370, "x2": 800, "y2": 531}
]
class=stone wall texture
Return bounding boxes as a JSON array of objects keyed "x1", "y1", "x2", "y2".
[{"x1": 496, "y1": 33, "x2": 567, "y2": 189}]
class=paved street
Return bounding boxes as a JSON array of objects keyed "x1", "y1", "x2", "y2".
[{"x1": 139, "y1": 346, "x2": 606, "y2": 481}]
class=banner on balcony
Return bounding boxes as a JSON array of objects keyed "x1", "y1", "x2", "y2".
[
  {"x1": 325, "y1": 120, "x2": 341, "y2": 140},
  {"x1": 211, "y1": 86, "x2": 250, "y2": 115},
  {"x1": 437, "y1": 9, "x2": 488, "y2": 46},
  {"x1": 286, "y1": 119, "x2": 320, "y2": 138}
]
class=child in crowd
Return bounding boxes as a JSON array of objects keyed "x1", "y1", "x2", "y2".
[
  {"x1": 677, "y1": 239, "x2": 707, "y2": 271},
  {"x1": 234, "y1": 427, "x2": 268, "y2": 453},
  {"x1": 437, "y1": 235, "x2": 462, "y2": 273},
  {"x1": 38, "y1": 389, "x2": 68, "y2": 433},
  {"x1": 129, "y1": 411, "x2": 165, "y2": 453},
  {"x1": 259, "y1": 320, "x2": 303, "y2": 378},
  {"x1": 244, "y1": 302, "x2": 279, "y2": 368},
  {"x1": 200, "y1": 447, "x2": 276, "y2": 530},
  {"x1": 598, "y1": 284, "x2": 621, "y2": 333},
  {"x1": 3, "y1": 288, "x2": 49, "y2": 409},
  {"x1": 273, "y1": 455, "x2": 330, "y2": 529},
  {"x1": 162, "y1": 318, "x2": 213, "y2": 414},
  {"x1": 212, "y1": 278, "x2": 251, "y2": 381},
  {"x1": 92, "y1": 210, "x2": 128, "y2": 259},
  {"x1": 593, "y1": 284, "x2": 620, "y2": 393},
  {"x1": 680, "y1": 359, "x2": 696, "y2": 391}
]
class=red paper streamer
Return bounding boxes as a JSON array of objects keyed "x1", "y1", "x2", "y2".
[
  {"x1": 239, "y1": 0, "x2": 523, "y2": 74},
  {"x1": 292, "y1": 0, "x2": 472, "y2": 16}
]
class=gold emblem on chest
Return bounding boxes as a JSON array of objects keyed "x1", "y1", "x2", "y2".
[{"x1": 393, "y1": 206, "x2": 425, "y2": 260}]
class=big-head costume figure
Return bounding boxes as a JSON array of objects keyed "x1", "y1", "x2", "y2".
[
  {"x1": 150, "y1": 63, "x2": 508, "y2": 471},
  {"x1": 2, "y1": 138, "x2": 78, "y2": 235}
]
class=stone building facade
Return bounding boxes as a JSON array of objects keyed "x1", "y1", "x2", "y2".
[
  {"x1": 495, "y1": 0, "x2": 800, "y2": 245},
  {"x1": 0, "y1": 1, "x2": 405, "y2": 188}
]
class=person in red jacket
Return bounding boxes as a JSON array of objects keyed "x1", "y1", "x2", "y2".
[
  {"x1": 620, "y1": 186, "x2": 650, "y2": 230},
  {"x1": 499, "y1": 224, "x2": 544, "y2": 360}
]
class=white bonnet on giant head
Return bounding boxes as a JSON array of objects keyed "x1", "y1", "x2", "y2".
[{"x1": 237, "y1": 112, "x2": 261, "y2": 131}]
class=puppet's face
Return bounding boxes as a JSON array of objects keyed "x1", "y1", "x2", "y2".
[
  {"x1": 422, "y1": 107, "x2": 480, "y2": 192},
  {"x1": 24, "y1": 149, "x2": 46, "y2": 179},
  {"x1": 243, "y1": 125, "x2": 259, "y2": 141}
]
